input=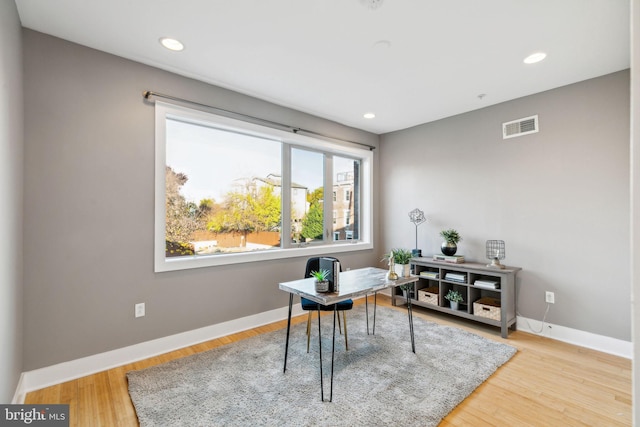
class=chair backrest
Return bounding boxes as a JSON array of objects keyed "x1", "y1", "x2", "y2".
[{"x1": 304, "y1": 257, "x2": 341, "y2": 278}]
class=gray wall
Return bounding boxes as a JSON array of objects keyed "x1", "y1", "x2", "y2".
[
  {"x1": 380, "y1": 70, "x2": 631, "y2": 341},
  {"x1": 18, "y1": 26, "x2": 633, "y2": 373},
  {"x1": 22, "y1": 30, "x2": 380, "y2": 370},
  {"x1": 0, "y1": 0, "x2": 24, "y2": 403}
]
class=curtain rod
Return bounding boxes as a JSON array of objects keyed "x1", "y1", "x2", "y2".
[{"x1": 143, "y1": 91, "x2": 376, "y2": 150}]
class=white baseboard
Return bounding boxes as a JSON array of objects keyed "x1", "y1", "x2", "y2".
[
  {"x1": 516, "y1": 315, "x2": 632, "y2": 359},
  {"x1": 13, "y1": 301, "x2": 631, "y2": 403},
  {"x1": 14, "y1": 303, "x2": 306, "y2": 403},
  {"x1": 12, "y1": 373, "x2": 26, "y2": 404}
]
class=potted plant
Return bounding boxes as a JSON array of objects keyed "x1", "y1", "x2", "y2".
[
  {"x1": 382, "y1": 248, "x2": 413, "y2": 278},
  {"x1": 444, "y1": 289, "x2": 464, "y2": 310},
  {"x1": 310, "y1": 269, "x2": 331, "y2": 293},
  {"x1": 440, "y1": 228, "x2": 462, "y2": 256}
]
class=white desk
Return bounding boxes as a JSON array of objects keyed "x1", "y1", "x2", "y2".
[{"x1": 279, "y1": 267, "x2": 419, "y2": 401}]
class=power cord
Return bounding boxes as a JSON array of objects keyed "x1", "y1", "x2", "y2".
[{"x1": 517, "y1": 303, "x2": 550, "y2": 334}]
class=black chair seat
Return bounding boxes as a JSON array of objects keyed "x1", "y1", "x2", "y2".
[{"x1": 301, "y1": 297, "x2": 353, "y2": 311}]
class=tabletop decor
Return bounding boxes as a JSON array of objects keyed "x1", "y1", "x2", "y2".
[
  {"x1": 386, "y1": 253, "x2": 398, "y2": 280},
  {"x1": 382, "y1": 248, "x2": 412, "y2": 278},
  {"x1": 486, "y1": 240, "x2": 506, "y2": 269},
  {"x1": 310, "y1": 269, "x2": 331, "y2": 292},
  {"x1": 408, "y1": 208, "x2": 427, "y2": 257},
  {"x1": 440, "y1": 228, "x2": 462, "y2": 256}
]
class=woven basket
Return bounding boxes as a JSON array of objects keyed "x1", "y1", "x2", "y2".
[
  {"x1": 417, "y1": 286, "x2": 439, "y2": 306},
  {"x1": 473, "y1": 297, "x2": 501, "y2": 320}
]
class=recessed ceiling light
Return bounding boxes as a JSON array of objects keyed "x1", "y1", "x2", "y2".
[
  {"x1": 360, "y1": 0, "x2": 384, "y2": 10},
  {"x1": 373, "y1": 40, "x2": 391, "y2": 49},
  {"x1": 160, "y1": 37, "x2": 184, "y2": 52},
  {"x1": 363, "y1": 112, "x2": 376, "y2": 119},
  {"x1": 524, "y1": 52, "x2": 546, "y2": 64}
]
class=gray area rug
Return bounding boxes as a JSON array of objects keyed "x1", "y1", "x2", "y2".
[{"x1": 127, "y1": 305, "x2": 516, "y2": 426}]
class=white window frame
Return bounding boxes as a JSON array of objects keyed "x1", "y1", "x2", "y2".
[{"x1": 154, "y1": 102, "x2": 373, "y2": 272}]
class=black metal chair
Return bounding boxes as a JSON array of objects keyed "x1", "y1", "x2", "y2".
[{"x1": 302, "y1": 257, "x2": 353, "y2": 352}]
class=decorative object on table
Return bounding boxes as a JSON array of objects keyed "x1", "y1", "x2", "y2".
[
  {"x1": 383, "y1": 248, "x2": 413, "y2": 278},
  {"x1": 445, "y1": 289, "x2": 464, "y2": 310},
  {"x1": 486, "y1": 240, "x2": 506, "y2": 269},
  {"x1": 310, "y1": 269, "x2": 331, "y2": 293},
  {"x1": 385, "y1": 251, "x2": 398, "y2": 280},
  {"x1": 440, "y1": 228, "x2": 462, "y2": 256},
  {"x1": 320, "y1": 257, "x2": 341, "y2": 292},
  {"x1": 432, "y1": 254, "x2": 465, "y2": 263},
  {"x1": 408, "y1": 208, "x2": 427, "y2": 257}
]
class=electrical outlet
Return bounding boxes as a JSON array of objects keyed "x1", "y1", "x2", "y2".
[
  {"x1": 135, "y1": 303, "x2": 145, "y2": 318},
  {"x1": 545, "y1": 291, "x2": 555, "y2": 304}
]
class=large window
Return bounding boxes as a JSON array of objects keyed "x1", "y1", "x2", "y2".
[{"x1": 155, "y1": 102, "x2": 373, "y2": 271}]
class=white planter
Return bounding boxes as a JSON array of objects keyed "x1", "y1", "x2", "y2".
[{"x1": 394, "y1": 263, "x2": 410, "y2": 278}]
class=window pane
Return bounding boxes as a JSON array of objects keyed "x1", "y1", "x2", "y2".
[
  {"x1": 291, "y1": 148, "x2": 324, "y2": 243},
  {"x1": 155, "y1": 103, "x2": 373, "y2": 271},
  {"x1": 165, "y1": 118, "x2": 282, "y2": 258},
  {"x1": 333, "y1": 156, "x2": 359, "y2": 241}
]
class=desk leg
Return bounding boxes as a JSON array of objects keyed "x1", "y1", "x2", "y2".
[
  {"x1": 317, "y1": 306, "x2": 338, "y2": 402},
  {"x1": 407, "y1": 295, "x2": 416, "y2": 353},
  {"x1": 283, "y1": 293, "x2": 293, "y2": 373},
  {"x1": 365, "y1": 296, "x2": 370, "y2": 335},
  {"x1": 330, "y1": 304, "x2": 337, "y2": 402},
  {"x1": 365, "y1": 293, "x2": 378, "y2": 335},
  {"x1": 317, "y1": 309, "x2": 324, "y2": 401},
  {"x1": 373, "y1": 291, "x2": 378, "y2": 335}
]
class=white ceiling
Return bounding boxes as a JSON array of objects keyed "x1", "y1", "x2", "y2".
[{"x1": 15, "y1": 0, "x2": 630, "y2": 134}]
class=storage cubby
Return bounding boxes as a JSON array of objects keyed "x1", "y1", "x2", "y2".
[{"x1": 392, "y1": 258, "x2": 521, "y2": 338}]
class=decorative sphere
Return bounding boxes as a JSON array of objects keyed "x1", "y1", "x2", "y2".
[{"x1": 441, "y1": 242, "x2": 457, "y2": 256}]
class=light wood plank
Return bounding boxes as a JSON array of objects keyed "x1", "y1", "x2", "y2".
[{"x1": 25, "y1": 295, "x2": 631, "y2": 426}]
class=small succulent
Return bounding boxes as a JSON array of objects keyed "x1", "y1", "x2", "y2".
[
  {"x1": 444, "y1": 289, "x2": 464, "y2": 303},
  {"x1": 310, "y1": 269, "x2": 330, "y2": 281}
]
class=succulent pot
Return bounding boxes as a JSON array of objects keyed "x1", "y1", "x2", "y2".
[
  {"x1": 315, "y1": 280, "x2": 330, "y2": 293},
  {"x1": 450, "y1": 301, "x2": 459, "y2": 311},
  {"x1": 441, "y1": 241, "x2": 457, "y2": 256},
  {"x1": 394, "y1": 263, "x2": 411, "y2": 278}
]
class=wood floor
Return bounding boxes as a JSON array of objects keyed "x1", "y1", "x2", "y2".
[{"x1": 25, "y1": 295, "x2": 631, "y2": 426}]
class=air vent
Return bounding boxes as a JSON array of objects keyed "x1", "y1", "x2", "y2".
[{"x1": 502, "y1": 115, "x2": 539, "y2": 139}]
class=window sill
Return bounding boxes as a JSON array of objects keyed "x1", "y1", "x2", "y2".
[{"x1": 155, "y1": 241, "x2": 374, "y2": 272}]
